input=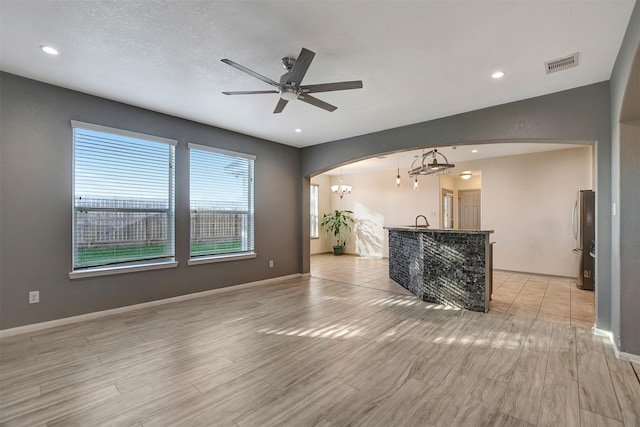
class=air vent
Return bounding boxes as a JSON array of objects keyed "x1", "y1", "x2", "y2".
[{"x1": 545, "y1": 53, "x2": 579, "y2": 74}]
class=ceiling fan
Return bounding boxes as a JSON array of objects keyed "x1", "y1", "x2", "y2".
[{"x1": 221, "y1": 47, "x2": 363, "y2": 114}]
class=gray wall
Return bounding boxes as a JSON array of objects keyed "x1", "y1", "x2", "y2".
[
  {"x1": 301, "y1": 82, "x2": 614, "y2": 334},
  {"x1": 3, "y1": 11, "x2": 638, "y2": 353},
  {"x1": 0, "y1": 72, "x2": 301, "y2": 329},
  {"x1": 610, "y1": 1, "x2": 640, "y2": 355}
]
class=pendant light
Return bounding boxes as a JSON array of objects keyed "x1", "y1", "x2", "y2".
[
  {"x1": 331, "y1": 168, "x2": 352, "y2": 199},
  {"x1": 408, "y1": 148, "x2": 455, "y2": 177},
  {"x1": 413, "y1": 176, "x2": 419, "y2": 191},
  {"x1": 395, "y1": 153, "x2": 401, "y2": 187}
]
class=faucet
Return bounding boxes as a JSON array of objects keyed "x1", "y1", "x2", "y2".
[{"x1": 415, "y1": 215, "x2": 429, "y2": 229}]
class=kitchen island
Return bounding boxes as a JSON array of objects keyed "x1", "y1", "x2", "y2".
[{"x1": 385, "y1": 226, "x2": 494, "y2": 312}]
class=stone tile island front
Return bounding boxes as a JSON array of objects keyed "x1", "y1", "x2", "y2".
[{"x1": 385, "y1": 226, "x2": 494, "y2": 312}]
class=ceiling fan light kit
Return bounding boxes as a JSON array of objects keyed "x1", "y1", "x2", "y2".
[{"x1": 221, "y1": 47, "x2": 363, "y2": 114}]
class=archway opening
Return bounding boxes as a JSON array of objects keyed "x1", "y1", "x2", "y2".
[{"x1": 308, "y1": 140, "x2": 596, "y2": 326}]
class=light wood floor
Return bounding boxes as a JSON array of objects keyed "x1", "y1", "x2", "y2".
[
  {"x1": 1, "y1": 260, "x2": 638, "y2": 426},
  {"x1": 311, "y1": 253, "x2": 596, "y2": 328}
]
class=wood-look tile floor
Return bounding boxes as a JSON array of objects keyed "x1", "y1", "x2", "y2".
[
  {"x1": 1, "y1": 259, "x2": 637, "y2": 426},
  {"x1": 311, "y1": 254, "x2": 596, "y2": 328}
]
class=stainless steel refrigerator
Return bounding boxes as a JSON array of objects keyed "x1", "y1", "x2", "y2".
[{"x1": 572, "y1": 190, "x2": 595, "y2": 290}]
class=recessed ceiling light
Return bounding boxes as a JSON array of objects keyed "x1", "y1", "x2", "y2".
[
  {"x1": 491, "y1": 71, "x2": 504, "y2": 79},
  {"x1": 471, "y1": 149, "x2": 479, "y2": 153},
  {"x1": 294, "y1": 128, "x2": 302, "y2": 133},
  {"x1": 40, "y1": 45, "x2": 59, "y2": 55}
]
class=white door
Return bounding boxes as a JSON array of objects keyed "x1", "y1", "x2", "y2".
[{"x1": 459, "y1": 190, "x2": 481, "y2": 230}]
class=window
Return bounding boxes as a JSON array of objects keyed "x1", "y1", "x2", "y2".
[
  {"x1": 310, "y1": 184, "x2": 319, "y2": 238},
  {"x1": 71, "y1": 121, "x2": 176, "y2": 276},
  {"x1": 188, "y1": 143, "x2": 255, "y2": 263}
]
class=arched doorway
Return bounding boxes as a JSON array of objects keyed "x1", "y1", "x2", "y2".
[{"x1": 300, "y1": 83, "x2": 612, "y2": 331}]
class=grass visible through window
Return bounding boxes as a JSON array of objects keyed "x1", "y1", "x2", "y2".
[
  {"x1": 75, "y1": 240, "x2": 243, "y2": 268},
  {"x1": 75, "y1": 244, "x2": 169, "y2": 268},
  {"x1": 191, "y1": 240, "x2": 242, "y2": 257}
]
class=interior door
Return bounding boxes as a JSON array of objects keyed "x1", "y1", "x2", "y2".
[{"x1": 459, "y1": 190, "x2": 481, "y2": 230}]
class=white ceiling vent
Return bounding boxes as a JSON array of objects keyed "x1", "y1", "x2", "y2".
[{"x1": 545, "y1": 53, "x2": 579, "y2": 74}]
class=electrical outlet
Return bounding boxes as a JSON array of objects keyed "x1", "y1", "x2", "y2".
[
  {"x1": 29, "y1": 291, "x2": 39, "y2": 304},
  {"x1": 269, "y1": 260, "x2": 274, "y2": 268}
]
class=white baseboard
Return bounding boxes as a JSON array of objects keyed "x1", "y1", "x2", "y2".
[
  {"x1": 0, "y1": 273, "x2": 303, "y2": 339},
  {"x1": 494, "y1": 268, "x2": 576, "y2": 280},
  {"x1": 593, "y1": 327, "x2": 612, "y2": 339},
  {"x1": 593, "y1": 327, "x2": 640, "y2": 363},
  {"x1": 618, "y1": 350, "x2": 640, "y2": 363}
]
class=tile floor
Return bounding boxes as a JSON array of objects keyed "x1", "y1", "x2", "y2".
[
  {"x1": 311, "y1": 253, "x2": 595, "y2": 328},
  {"x1": 0, "y1": 255, "x2": 633, "y2": 426},
  {"x1": 491, "y1": 270, "x2": 595, "y2": 328},
  {"x1": 1, "y1": 270, "x2": 636, "y2": 425}
]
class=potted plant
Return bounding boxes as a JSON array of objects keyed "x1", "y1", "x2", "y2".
[{"x1": 320, "y1": 209, "x2": 354, "y2": 255}]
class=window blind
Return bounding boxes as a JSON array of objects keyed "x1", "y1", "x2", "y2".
[
  {"x1": 72, "y1": 123, "x2": 175, "y2": 270},
  {"x1": 189, "y1": 143, "x2": 255, "y2": 258}
]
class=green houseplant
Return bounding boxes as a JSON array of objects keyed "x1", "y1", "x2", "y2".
[{"x1": 320, "y1": 210, "x2": 354, "y2": 255}]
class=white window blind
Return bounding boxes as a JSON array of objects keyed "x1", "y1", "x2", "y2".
[
  {"x1": 72, "y1": 122, "x2": 176, "y2": 270},
  {"x1": 189, "y1": 143, "x2": 255, "y2": 259},
  {"x1": 310, "y1": 184, "x2": 319, "y2": 238}
]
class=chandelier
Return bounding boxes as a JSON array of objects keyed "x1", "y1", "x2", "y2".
[
  {"x1": 408, "y1": 149, "x2": 455, "y2": 177},
  {"x1": 331, "y1": 168, "x2": 352, "y2": 198}
]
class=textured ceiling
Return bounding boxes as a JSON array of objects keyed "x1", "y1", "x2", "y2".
[{"x1": 0, "y1": 1, "x2": 635, "y2": 148}]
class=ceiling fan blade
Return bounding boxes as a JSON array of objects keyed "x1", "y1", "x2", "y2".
[
  {"x1": 298, "y1": 94, "x2": 337, "y2": 112},
  {"x1": 221, "y1": 59, "x2": 280, "y2": 88},
  {"x1": 273, "y1": 98, "x2": 288, "y2": 114},
  {"x1": 287, "y1": 48, "x2": 315, "y2": 86},
  {"x1": 222, "y1": 90, "x2": 279, "y2": 95},
  {"x1": 301, "y1": 81, "x2": 363, "y2": 93}
]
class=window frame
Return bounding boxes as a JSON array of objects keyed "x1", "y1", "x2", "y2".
[
  {"x1": 187, "y1": 143, "x2": 256, "y2": 266},
  {"x1": 69, "y1": 121, "x2": 178, "y2": 279}
]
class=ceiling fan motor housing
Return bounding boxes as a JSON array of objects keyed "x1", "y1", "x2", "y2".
[{"x1": 281, "y1": 57, "x2": 296, "y2": 71}]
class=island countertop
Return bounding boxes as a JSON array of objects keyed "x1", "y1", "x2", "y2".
[{"x1": 384, "y1": 226, "x2": 494, "y2": 234}]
